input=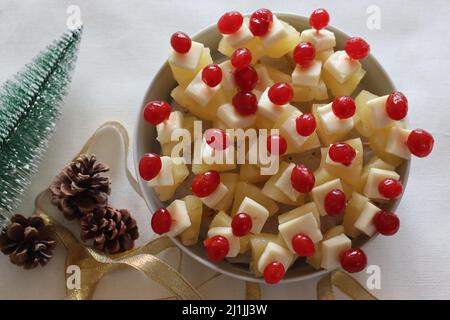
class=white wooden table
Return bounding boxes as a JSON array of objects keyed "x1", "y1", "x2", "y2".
[{"x1": 0, "y1": 0, "x2": 449, "y2": 299}]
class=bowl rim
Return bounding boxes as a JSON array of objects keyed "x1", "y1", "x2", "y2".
[{"x1": 133, "y1": 12, "x2": 410, "y2": 284}]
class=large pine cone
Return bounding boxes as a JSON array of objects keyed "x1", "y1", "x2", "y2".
[
  {"x1": 80, "y1": 207, "x2": 139, "y2": 254},
  {"x1": 0, "y1": 214, "x2": 56, "y2": 269},
  {"x1": 50, "y1": 154, "x2": 111, "y2": 220}
]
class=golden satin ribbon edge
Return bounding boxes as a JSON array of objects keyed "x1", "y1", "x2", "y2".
[{"x1": 33, "y1": 121, "x2": 376, "y2": 300}]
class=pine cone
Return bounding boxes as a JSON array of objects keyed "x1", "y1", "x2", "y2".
[
  {"x1": 80, "y1": 207, "x2": 139, "y2": 254},
  {"x1": 50, "y1": 154, "x2": 111, "y2": 220},
  {"x1": 0, "y1": 214, "x2": 56, "y2": 269}
]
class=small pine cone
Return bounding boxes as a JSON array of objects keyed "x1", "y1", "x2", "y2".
[
  {"x1": 80, "y1": 207, "x2": 139, "y2": 254},
  {"x1": 50, "y1": 154, "x2": 111, "y2": 220},
  {"x1": 0, "y1": 214, "x2": 56, "y2": 269}
]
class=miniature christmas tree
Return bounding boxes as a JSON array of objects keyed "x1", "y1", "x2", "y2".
[{"x1": 0, "y1": 27, "x2": 82, "y2": 226}]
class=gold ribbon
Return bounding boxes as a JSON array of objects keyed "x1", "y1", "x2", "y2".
[{"x1": 32, "y1": 121, "x2": 376, "y2": 300}]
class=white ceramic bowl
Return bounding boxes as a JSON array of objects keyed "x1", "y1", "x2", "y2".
[{"x1": 134, "y1": 13, "x2": 410, "y2": 283}]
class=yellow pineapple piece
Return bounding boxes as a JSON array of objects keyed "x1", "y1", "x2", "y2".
[
  {"x1": 232, "y1": 181, "x2": 279, "y2": 217},
  {"x1": 292, "y1": 85, "x2": 316, "y2": 102},
  {"x1": 209, "y1": 211, "x2": 250, "y2": 254},
  {"x1": 261, "y1": 162, "x2": 305, "y2": 206},
  {"x1": 278, "y1": 202, "x2": 321, "y2": 226},
  {"x1": 161, "y1": 115, "x2": 197, "y2": 156},
  {"x1": 369, "y1": 127, "x2": 405, "y2": 167},
  {"x1": 239, "y1": 164, "x2": 271, "y2": 183},
  {"x1": 322, "y1": 67, "x2": 366, "y2": 97},
  {"x1": 179, "y1": 195, "x2": 203, "y2": 246},
  {"x1": 306, "y1": 225, "x2": 345, "y2": 269},
  {"x1": 209, "y1": 173, "x2": 239, "y2": 212},
  {"x1": 312, "y1": 158, "x2": 353, "y2": 199},
  {"x1": 169, "y1": 47, "x2": 213, "y2": 86},
  {"x1": 357, "y1": 157, "x2": 396, "y2": 192},
  {"x1": 265, "y1": 65, "x2": 292, "y2": 83},
  {"x1": 312, "y1": 104, "x2": 353, "y2": 145},
  {"x1": 263, "y1": 21, "x2": 300, "y2": 58},
  {"x1": 171, "y1": 85, "x2": 225, "y2": 121},
  {"x1": 250, "y1": 233, "x2": 286, "y2": 276},
  {"x1": 323, "y1": 138, "x2": 363, "y2": 187},
  {"x1": 343, "y1": 192, "x2": 369, "y2": 238},
  {"x1": 354, "y1": 90, "x2": 379, "y2": 137},
  {"x1": 153, "y1": 158, "x2": 189, "y2": 201},
  {"x1": 192, "y1": 162, "x2": 237, "y2": 175}
]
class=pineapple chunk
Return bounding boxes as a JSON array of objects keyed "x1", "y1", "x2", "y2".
[
  {"x1": 263, "y1": 20, "x2": 300, "y2": 58},
  {"x1": 343, "y1": 192, "x2": 369, "y2": 238},
  {"x1": 161, "y1": 115, "x2": 197, "y2": 157},
  {"x1": 323, "y1": 138, "x2": 363, "y2": 187},
  {"x1": 153, "y1": 157, "x2": 189, "y2": 201},
  {"x1": 322, "y1": 66, "x2": 366, "y2": 97},
  {"x1": 179, "y1": 195, "x2": 203, "y2": 246},
  {"x1": 354, "y1": 90, "x2": 379, "y2": 137},
  {"x1": 265, "y1": 65, "x2": 292, "y2": 83},
  {"x1": 357, "y1": 157, "x2": 395, "y2": 193},
  {"x1": 169, "y1": 46, "x2": 213, "y2": 86},
  {"x1": 209, "y1": 211, "x2": 250, "y2": 254},
  {"x1": 369, "y1": 127, "x2": 405, "y2": 166},
  {"x1": 278, "y1": 202, "x2": 321, "y2": 226},
  {"x1": 239, "y1": 164, "x2": 271, "y2": 184},
  {"x1": 250, "y1": 233, "x2": 286, "y2": 276},
  {"x1": 231, "y1": 181, "x2": 279, "y2": 217},
  {"x1": 262, "y1": 162, "x2": 305, "y2": 206},
  {"x1": 313, "y1": 103, "x2": 354, "y2": 145},
  {"x1": 209, "y1": 173, "x2": 239, "y2": 212}
]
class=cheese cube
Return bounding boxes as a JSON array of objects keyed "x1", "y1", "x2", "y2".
[
  {"x1": 223, "y1": 22, "x2": 253, "y2": 48},
  {"x1": 219, "y1": 60, "x2": 236, "y2": 92},
  {"x1": 260, "y1": 15, "x2": 288, "y2": 48},
  {"x1": 299, "y1": 29, "x2": 336, "y2": 52},
  {"x1": 147, "y1": 156, "x2": 174, "y2": 187},
  {"x1": 321, "y1": 234, "x2": 352, "y2": 269},
  {"x1": 367, "y1": 95, "x2": 397, "y2": 129},
  {"x1": 201, "y1": 182, "x2": 229, "y2": 208},
  {"x1": 156, "y1": 111, "x2": 183, "y2": 144},
  {"x1": 354, "y1": 202, "x2": 380, "y2": 236},
  {"x1": 237, "y1": 197, "x2": 269, "y2": 234},
  {"x1": 200, "y1": 138, "x2": 234, "y2": 165},
  {"x1": 363, "y1": 168, "x2": 400, "y2": 200},
  {"x1": 280, "y1": 111, "x2": 308, "y2": 148},
  {"x1": 385, "y1": 127, "x2": 411, "y2": 159},
  {"x1": 254, "y1": 64, "x2": 274, "y2": 91},
  {"x1": 274, "y1": 163, "x2": 301, "y2": 202},
  {"x1": 291, "y1": 60, "x2": 322, "y2": 87},
  {"x1": 279, "y1": 212, "x2": 323, "y2": 253},
  {"x1": 317, "y1": 103, "x2": 354, "y2": 135},
  {"x1": 324, "y1": 51, "x2": 361, "y2": 84},
  {"x1": 257, "y1": 242, "x2": 293, "y2": 273},
  {"x1": 207, "y1": 227, "x2": 240, "y2": 257},
  {"x1": 168, "y1": 41, "x2": 204, "y2": 71},
  {"x1": 166, "y1": 199, "x2": 192, "y2": 237},
  {"x1": 257, "y1": 87, "x2": 287, "y2": 119},
  {"x1": 217, "y1": 103, "x2": 256, "y2": 128},
  {"x1": 311, "y1": 178, "x2": 345, "y2": 216},
  {"x1": 185, "y1": 71, "x2": 222, "y2": 107}
]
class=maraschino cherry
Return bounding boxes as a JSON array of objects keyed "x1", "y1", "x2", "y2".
[
  {"x1": 234, "y1": 65, "x2": 258, "y2": 91},
  {"x1": 231, "y1": 213, "x2": 252, "y2": 237},
  {"x1": 268, "y1": 82, "x2": 293, "y2": 105},
  {"x1": 373, "y1": 210, "x2": 400, "y2": 236},
  {"x1": 293, "y1": 42, "x2": 316, "y2": 67},
  {"x1": 290, "y1": 164, "x2": 315, "y2": 193},
  {"x1": 231, "y1": 48, "x2": 252, "y2": 69},
  {"x1": 378, "y1": 179, "x2": 403, "y2": 199},
  {"x1": 217, "y1": 11, "x2": 243, "y2": 34},
  {"x1": 249, "y1": 8, "x2": 273, "y2": 36},
  {"x1": 407, "y1": 129, "x2": 434, "y2": 157},
  {"x1": 386, "y1": 91, "x2": 408, "y2": 120},
  {"x1": 151, "y1": 208, "x2": 172, "y2": 235},
  {"x1": 292, "y1": 234, "x2": 315, "y2": 256},
  {"x1": 344, "y1": 37, "x2": 370, "y2": 60},
  {"x1": 267, "y1": 134, "x2": 287, "y2": 156},
  {"x1": 340, "y1": 248, "x2": 367, "y2": 273},
  {"x1": 204, "y1": 235, "x2": 229, "y2": 261},
  {"x1": 324, "y1": 189, "x2": 346, "y2": 216},
  {"x1": 309, "y1": 8, "x2": 330, "y2": 31},
  {"x1": 328, "y1": 142, "x2": 356, "y2": 166},
  {"x1": 205, "y1": 128, "x2": 229, "y2": 151},
  {"x1": 139, "y1": 153, "x2": 162, "y2": 181},
  {"x1": 143, "y1": 100, "x2": 172, "y2": 125},
  {"x1": 232, "y1": 91, "x2": 258, "y2": 116},
  {"x1": 295, "y1": 113, "x2": 316, "y2": 137},
  {"x1": 263, "y1": 261, "x2": 285, "y2": 284},
  {"x1": 191, "y1": 170, "x2": 220, "y2": 197},
  {"x1": 332, "y1": 96, "x2": 356, "y2": 119},
  {"x1": 202, "y1": 64, "x2": 222, "y2": 87},
  {"x1": 170, "y1": 31, "x2": 191, "y2": 54}
]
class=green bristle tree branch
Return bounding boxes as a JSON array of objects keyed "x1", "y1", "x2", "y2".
[{"x1": 0, "y1": 27, "x2": 82, "y2": 225}]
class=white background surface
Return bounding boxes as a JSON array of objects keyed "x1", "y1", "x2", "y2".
[{"x1": 0, "y1": 0, "x2": 449, "y2": 300}]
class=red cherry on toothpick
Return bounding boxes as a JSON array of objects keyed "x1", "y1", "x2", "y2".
[
  {"x1": 202, "y1": 64, "x2": 222, "y2": 88},
  {"x1": 151, "y1": 208, "x2": 172, "y2": 235},
  {"x1": 232, "y1": 91, "x2": 258, "y2": 116},
  {"x1": 234, "y1": 65, "x2": 258, "y2": 91},
  {"x1": 332, "y1": 96, "x2": 356, "y2": 119},
  {"x1": 231, "y1": 48, "x2": 252, "y2": 69},
  {"x1": 386, "y1": 91, "x2": 408, "y2": 120},
  {"x1": 407, "y1": 129, "x2": 434, "y2": 157},
  {"x1": 268, "y1": 83, "x2": 293, "y2": 105},
  {"x1": 309, "y1": 8, "x2": 330, "y2": 31},
  {"x1": 204, "y1": 235, "x2": 229, "y2": 261},
  {"x1": 290, "y1": 164, "x2": 315, "y2": 193},
  {"x1": 267, "y1": 134, "x2": 287, "y2": 156},
  {"x1": 378, "y1": 179, "x2": 403, "y2": 199},
  {"x1": 217, "y1": 11, "x2": 244, "y2": 34},
  {"x1": 373, "y1": 210, "x2": 400, "y2": 236},
  {"x1": 139, "y1": 153, "x2": 162, "y2": 181},
  {"x1": 263, "y1": 261, "x2": 285, "y2": 284},
  {"x1": 191, "y1": 170, "x2": 220, "y2": 197},
  {"x1": 340, "y1": 248, "x2": 367, "y2": 273},
  {"x1": 205, "y1": 128, "x2": 229, "y2": 151},
  {"x1": 295, "y1": 113, "x2": 316, "y2": 137},
  {"x1": 231, "y1": 213, "x2": 253, "y2": 237},
  {"x1": 143, "y1": 100, "x2": 172, "y2": 125},
  {"x1": 324, "y1": 189, "x2": 346, "y2": 216},
  {"x1": 293, "y1": 42, "x2": 316, "y2": 67},
  {"x1": 328, "y1": 143, "x2": 357, "y2": 166},
  {"x1": 292, "y1": 234, "x2": 315, "y2": 257},
  {"x1": 170, "y1": 31, "x2": 191, "y2": 53},
  {"x1": 344, "y1": 37, "x2": 370, "y2": 60},
  {"x1": 249, "y1": 8, "x2": 273, "y2": 36}
]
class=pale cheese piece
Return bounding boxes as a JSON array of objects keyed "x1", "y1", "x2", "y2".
[
  {"x1": 354, "y1": 201, "x2": 381, "y2": 236},
  {"x1": 168, "y1": 41, "x2": 204, "y2": 71},
  {"x1": 260, "y1": 15, "x2": 288, "y2": 48},
  {"x1": 257, "y1": 87, "x2": 287, "y2": 119},
  {"x1": 185, "y1": 70, "x2": 222, "y2": 107},
  {"x1": 207, "y1": 227, "x2": 240, "y2": 257},
  {"x1": 280, "y1": 111, "x2": 309, "y2": 148},
  {"x1": 321, "y1": 233, "x2": 352, "y2": 269},
  {"x1": 291, "y1": 60, "x2": 322, "y2": 87},
  {"x1": 363, "y1": 168, "x2": 400, "y2": 200},
  {"x1": 147, "y1": 156, "x2": 174, "y2": 187},
  {"x1": 316, "y1": 48, "x2": 334, "y2": 62},
  {"x1": 385, "y1": 127, "x2": 412, "y2": 160},
  {"x1": 299, "y1": 29, "x2": 336, "y2": 52},
  {"x1": 201, "y1": 182, "x2": 229, "y2": 208},
  {"x1": 279, "y1": 212, "x2": 323, "y2": 253},
  {"x1": 217, "y1": 103, "x2": 256, "y2": 128},
  {"x1": 237, "y1": 197, "x2": 269, "y2": 234},
  {"x1": 317, "y1": 103, "x2": 354, "y2": 135},
  {"x1": 166, "y1": 199, "x2": 192, "y2": 237},
  {"x1": 156, "y1": 111, "x2": 183, "y2": 144},
  {"x1": 257, "y1": 242, "x2": 293, "y2": 273},
  {"x1": 367, "y1": 95, "x2": 397, "y2": 129},
  {"x1": 274, "y1": 163, "x2": 301, "y2": 202},
  {"x1": 219, "y1": 60, "x2": 236, "y2": 91},
  {"x1": 254, "y1": 64, "x2": 275, "y2": 91},
  {"x1": 311, "y1": 178, "x2": 345, "y2": 216},
  {"x1": 324, "y1": 51, "x2": 361, "y2": 84},
  {"x1": 223, "y1": 22, "x2": 253, "y2": 48}
]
